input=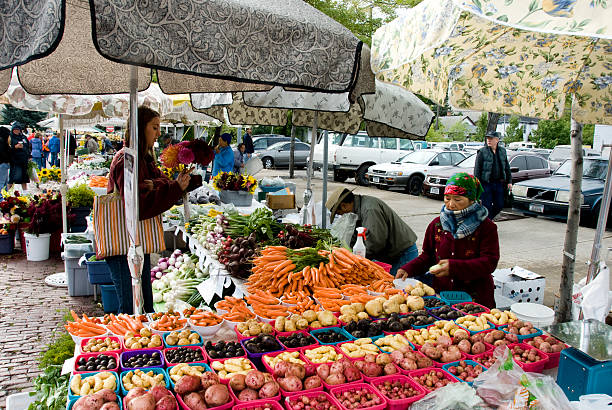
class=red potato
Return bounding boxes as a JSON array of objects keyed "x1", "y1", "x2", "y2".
[
  {"x1": 273, "y1": 361, "x2": 290, "y2": 378},
  {"x1": 375, "y1": 353, "x2": 391, "y2": 366},
  {"x1": 303, "y1": 376, "x2": 322, "y2": 390},
  {"x1": 229, "y1": 374, "x2": 247, "y2": 392},
  {"x1": 383, "y1": 363, "x2": 398, "y2": 375},
  {"x1": 457, "y1": 339, "x2": 471, "y2": 353},
  {"x1": 155, "y1": 395, "x2": 177, "y2": 410},
  {"x1": 183, "y1": 392, "x2": 206, "y2": 410},
  {"x1": 127, "y1": 393, "x2": 155, "y2": 410},
  {"x1": 412, "y1": 370, "x2": 454, "y2": 391},
  {"x1": 259, "y1": 381, "x2": 280, "y2": 398},
  {"x1": 200, "y1": 372, "x2": 220, "y2": 389},
  {"x1": 150, "y1": 386, "x2": 171, "y2": 403},
  {"x1": 278, "y1": 375, "x2": 303, "y2": 392},
  {"x1": 100, "y1": 403, "x2": 120, "y2": 410},
  {"x1": 344, "y1": 364, "x2": 361, "y2": 382},
  {"x1": 324, "y1": 373, "x2": 345, "y2": 385},
  {"x1": 175, "y1": 375, "x2": 202, "y2": 395},
  {"x1": 73, "y1": 396, "x2": 103, "y2": 410},
  {"x1": 238, "y1": 388, "x2": 259, "y2": 401},
  {"x1": 474, "y1": 353, "x2": 495, "y2": 368},
  {"x1": 124, "y1": 388, "x2": 147, "y2": 408},
  {"x1": 93, "y1": 389, "x2": 117, "y2": 404},
  {"x1": 316, "y1": 364, "x2": 330, "y2": 380},
  {"x1": 245, "y1": 370, "x2": 266, "y2": 390},
  {"x1": 471, "y1": 342, "x2": 486, "y2": 355},
  {"x1": 285, "y1": 363, "x2": 306, "y2": 380},
  {"x1": 204, "y1": 384, "x2": 230, "y2": 407}
]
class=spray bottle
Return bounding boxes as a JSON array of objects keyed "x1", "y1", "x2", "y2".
[{"x1": 353, "y1": 227, "x2": 367, "y2": 257}]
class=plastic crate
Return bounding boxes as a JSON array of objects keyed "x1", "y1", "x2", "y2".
[
  {"x1": 0, "y1": 232, "x2": 14, "y2": 254},
  {"x1": 359, "y1": 362, "x2": 402, "y2": 382},
  {"x1": 68, "y1": 371, "x2": 120, "y2": 400},
  {"x1": 439, "y1": 291, "x2": 472, "y2": 305},
  {"x1": 74, "y1": 352, "x2": 119, "y2": 374},
  {"x1": 99, "y1": 285, "x2": 119, "y2": 313},
  {"x1": 328, "y1": 383, "x2": 387, "y2": 410},
  {"x1": 261, "y1": 350, "x2": 307, "y2": 375},
  {"x1": 65, "y1": 256, "x2": 96, "y2": 297},
  {"x1": 525, "y1": 335, "x2": 568, "y2": 369},
  {"x1": 163, "y1": 346, "x2": 208, "y2": 366},
  {"x1": 276, "y1": 330, "x2": 318, "y2": 351},
  {"x1": 300, "y1": 345, "x2": 345, "y2": 367},
  {"x1": 119, "y1": 367, "x2": 170, "y2": 396},
  {"x1": 166, "y1": 363, "x2": 211, "y2": 390},
  {"x1": 162, "y1": 330, "x2": 203, "y2": 348},
  {"x1": 507, "y1": 343, "x2": 549, "y2": 373},
  {"x1": 423, "y1": 296, "x2": 449, "y2": 310},
  {"x1": 240, "y1": 336, "x2": 284, "y2": 370},
  {"x1": 209, "y1": 357, "x2": 257, "y2": 384},
  {"x1": 204, "y1": 341, "x2": 247, "y2": 360},
  {"x1": 370, "y1": 374, "x2": 427, "y2": 409},
  {"x1": 229, "y1": 381, "x2": 282, "y2": 404},
  {"x1": 84, "y1": 252, "x2": 112, "y2": 284},
  {"x1": 120, "y1": 349, "x2": 165, "y2": 372},
  {"x1": 556, "y1": 347, "x2": 612, "y2": 401},
  {"x1": 79, "y1": 336, "x2": 123, "y2": 355},
  {"x1": 310, "y1": 327, "x2": 354, "y2": 345},
  {"x1": 284, "y1": 391, "x2": 339, "y2": 410},
  {"x1": 336, "y1": 339, "x2": 384, "y2": 360},
  {"x1": 442, "y1": 360, "x2": 488, "y2": 385},
  {"x1": 500, "y1": 324, "x2": 542, "y2": 341}
]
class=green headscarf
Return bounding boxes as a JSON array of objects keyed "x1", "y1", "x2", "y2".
[{"x1": 445, "y1": 172, "x2": 484, "y2": 201}]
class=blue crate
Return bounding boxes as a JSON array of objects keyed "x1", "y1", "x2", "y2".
[
  {"x1": 499, "y1": 325, "x2": 542, "y2": 341},
  {"x1": 166, "y1": 363, "x2": 211, "y2": 390},
  {"x1": 439, "y1": 291, "x2": 471, "y2": 305},
  {"x1": 423, "y1": 296, "x2": 449, "y2": 310},
  {"x1": 67, "y1": 371, "x2": 120, "y2": 400},
  {"x1": 119, "y1": 368, "x2": 170, "y2": 396},
  {"x1": 310, "y1": 327, "x2": 354, "y2": 345},
  {"x1": 100, "y1": 285, "x2": 119, "y2": 313},
  {"x1": 556, "y1": 347, "x2": 612, "y2": 401},
  {"x1": 84, "y1": 252, "x2": 112, "y2": 285},
  {"x1": 442, "y1": 360, "x2": 488, "y2": 386}
]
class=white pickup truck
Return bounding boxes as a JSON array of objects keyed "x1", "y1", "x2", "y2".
[{"x1": 332, "y1": 132, "x2": 415, "y2": 185}]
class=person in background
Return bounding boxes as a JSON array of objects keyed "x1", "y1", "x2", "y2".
[
  {"x1": 68, "y1": 132, "x2": 77, "y2": 165},
  {"x1": 8, "y1": 122, "x2": 30, "y2": 192},
  {"x1": 48, "y1": 132, "x2": 60, "y2": 167},
  {"x1": 0, "y1": 128, "x2": 11, "y2": 191},
  {"x1": 474, "y1": 131, "x2": 512, "y2": 220},
  {"x1": 243, "y1": 127, "x2": 254, "y2": 160},
  {"x1": 85, "y1": 134, "x2": 98, "y2": 154},
  {"x1": 102, "y1": 135, "x2": 115, "y2": 154},
  {"x1": 42, "y1": 134, "x2": 50, "y2": 168},
  {"x1": 107, "y1": 106, "x2": 202, "y2": 313},
  {"x1": 212, "y1": 133, "x2": 234, "y2": 177},
  {"x1": 30, "y1": 132, "x2": 44, "y2": 170},
  {"x1": 396, "y1": 173, "x2": 499, "y2": 307},
  {"x1": 326, "y1": 187, "x2": 419, "y2": 276},
  {"x1": 234, "y1": 143, "x2": 246, "y2": 173}
]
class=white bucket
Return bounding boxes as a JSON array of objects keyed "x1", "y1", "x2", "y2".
[
  {"x1": 24, "y1": 232, "x2": 51, "y2": 261},
  {"x1": 510, "y1": 302, "x2": 555, "y2": 327}
]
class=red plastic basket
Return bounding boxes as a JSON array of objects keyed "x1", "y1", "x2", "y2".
[
  {"x1": 300, "y1": 345, "x2": 345, "y2": 367},
  {"x1": 471, "y1": 350, "x2": 496, "y2": 368},
  {"x1": 163, "y1": 346, "x2": 208, "y2": 366},
  {"x1": 73, "y1": 352, "x2": 119, "y2": 374},
  {"x1": 508, "y1": 343, "x2": 549, "y2": 373},
  {"x1": 229, "y1": 383, "x2": 281, "y2": 405},
  {"x1": 374, "y1": 261, "x2": 392, "y2": 272},
  {"x1": 395, "y1": 351, "x2": 435, "y2": 376},
  {"x1": 284, "y1": 391, "x2": 339, "y2": 410},
  {"x1": 209, "y1": 357, "x2": 257, "y2": 384},
  {"x1": 406, "y1": 368, "x2": 459, "y2": 393},
  {"x1": 261, "y1": 350, "x2": 308, "y2": 375},
  {"x1": 355, "y1": 360, "x2": 402, "y2": 382},
  {"x1": 204, "y1": 341, "x2": 247, "y2": 361},
  {"x1": 328, "y1": 383, "x2": 387, "y2": 410},
  {"x1": 416, "y1": 343, "x2": 467, "y2": 368},
  {"x1": 176, "y1": 391, "x2": 233, "y2": 410},
  {"x1": 370, "y1": 374, "x2": 427, "y2": 410},
  {"x1": 80, "y1": 336, "x2": 123, "y2": 355},
  {"x1": 526, "y1": 335, "x2": 568, "y2": 369},
  {"x1": 452, "y1": 302, "x2": 490, "y2": 316},
  {"x1": 233, "y1": 400, "x2": 284, "y2": 410},
  {"x1": 276, "y1": 374, "x2": 325, "y2": 397}
]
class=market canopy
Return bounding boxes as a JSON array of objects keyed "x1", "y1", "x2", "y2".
[
  {"x1": 0, "y1": 0, "x2": 366, "y2": 95},
  {"x1": 371, "y1": 0, "x2": 612, "y2": 125}
]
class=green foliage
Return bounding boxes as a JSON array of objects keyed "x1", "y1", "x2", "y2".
[
  {"x1": 1, "y1": 105, "x2": 47, "y2": 128},
  {"x1": 446, "y1": 121, "x2": 469, "y2": 141},
  {"x1": 531, "y1": 110, "x2": 594, "y2": 149},
  {"x1": 38, "y1": 331, "x2": 75, "y2": 370},
  {"x1": 29, "y1": 365, "x2": 70, "y2": 410},
  {"x1": 504, "y1": 115, "x2": 525, "y2": 143},
  {"x1": 474, "y1": 113, "x2": 488, "y2": 142},
  {"x1": 67, "y1": 183, "x2": 95, "y2": 208},
  {"x1": 425, "y1": 126, "x2": 448, "y2": 142}
]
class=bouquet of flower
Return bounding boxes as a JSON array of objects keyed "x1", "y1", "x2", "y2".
[
  {"x1": 160, "y1": 140, "x2": 215, "y2": 171},
  {"x1": 0, "y1": 190, "x2": 31, "y2": 227},
  {"x1": 212, "y1": 172, "x2": 257, "y2": 194},
  {"x1": 38, "y1": 166, "x2": 62, "y2": 183},
  {"x1": 25, "y1": 192, "x2": 63, "y2": 235}
]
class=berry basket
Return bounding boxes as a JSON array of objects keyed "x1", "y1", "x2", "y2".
[
  {"x1": 442, "y1": 360, "x2": 488, "y2": 385},
  {"x1": 371, "y1": 374, "x2": 427, "y2": 410},
  {"x1": 163, "y1": 346, "x2": 208, "y2": 366},
  {"x1": 284, "y1": 391, "x2": 339, "y2": 410},
  {"x1": 328, "y1": 383, "x2": 387, "y2": 410},
  {"x1": 508, "y1": 343, "x2": 549, "y2": 373},
  {"x1": 439, "y1": 291, "x2": 471, "y2": 305},
  {"x1": 452, "y1": 302, "x2": 490, "y2": 317},
  {"x1": 406, "y1": 368, "x2": 459, "y2": 393}
]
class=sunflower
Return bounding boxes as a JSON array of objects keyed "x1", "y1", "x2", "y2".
[{"x1": 40, "y1": 168, "x2": 51, "y2": 178}]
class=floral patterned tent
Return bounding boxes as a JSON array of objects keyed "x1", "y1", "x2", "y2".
[{"x1": 371, "y1": 0, "x2": 612, "y2": 125}]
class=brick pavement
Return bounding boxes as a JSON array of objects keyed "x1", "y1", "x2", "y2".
[{"x1": 0, "y1": 250, "x2": 102, "y2": 408}]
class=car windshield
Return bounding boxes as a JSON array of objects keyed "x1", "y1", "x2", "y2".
[
  {"x1": 456, "y1": 154, "x2": 476, "y2": 167},
  {"x1": 398, "y1": 150, "x2": 437, "y2": 164},
  {"x1": 554, "y1": 159, "x2": 608, "y2": 179},
  {"x1": 549, "y1": 147, "x2": 571, "y2": 161}
]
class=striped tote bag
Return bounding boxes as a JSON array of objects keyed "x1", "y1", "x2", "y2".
[{"x1": 93, "y1": 192, "x2": 166, "y2": 259}]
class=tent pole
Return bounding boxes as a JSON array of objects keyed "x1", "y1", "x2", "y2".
[
  {"x1": 556, "y1": 101, "x2": 583, "y2": 324},
  {"x1": 59, "y1": 115, "x2": 68, "y2": 235},
  {"x1": 321, "y1": 130, "x2": 329, "y2": 229},
  {"x1": 303, "y1": 113, "x2": 318, "y2": 225},
  {"x1": 289, "y1": 125, "x2": 296, "y2": 179}
]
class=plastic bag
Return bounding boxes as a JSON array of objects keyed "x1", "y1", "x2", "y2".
[
  {"x1": 410, "y1": 382, "x2": 488, "y2": 410},
  {"x1": 581, "y1": 262, "x2": 610, "y2": 321},
  {"x1": 330, "y1": 212, "x2": 358, "y2": 247},
  {"x1": 575, "y1": 394, "x2": 612, "y2": 410},
  {"x1": 474, "y1": 346, "x2": 573, "y2": 410},
  {"x1": 260, "y1": 177, "x2": 285, "y2": 189}
]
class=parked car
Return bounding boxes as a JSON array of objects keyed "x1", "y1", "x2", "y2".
[
  {"x1": 332, "y1": 132, "x2": 415, "y2": 185},
  {"x1": 252, "y1": 134, "x2": 291, "y2": 150},
  {"x1": 413, "y1": 140, "x2": 428, "y2": 149},
  {"x1": 435, "y1": 141, "x2": 466, "y2": 151},
  {"x1": 547, "y1": 145, "x2": 599, "y2": 170},
  {"x1": 512, "y1": 157, "x2": 609, "y2": 226},
  {"x1": 366, "y1": 149, "x2": 467, "y2": 195},
  {"x1": 252, "y1": 141, "x2": 311, "y2": 169},
  {"x1": 423, "y1": 151, "x2": 551, "y2": 199},
  {"x1": 311, "y1": 132, "x2": 345, "y2": 170}
]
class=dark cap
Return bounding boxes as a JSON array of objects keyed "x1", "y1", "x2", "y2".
[{"x1": 485, "y1": 131, "x2": 501, "y2": 139}]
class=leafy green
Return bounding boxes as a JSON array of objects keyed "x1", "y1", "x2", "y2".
[
  {"x1": 67, "y1": 183, "x2": 95, "y2": 208},
  {"x1": 38, "y1": 332, "x2": 75, "y2": 370},
  {"x1": 29, "y1": 366, "x2": 70, "y2": 410}
]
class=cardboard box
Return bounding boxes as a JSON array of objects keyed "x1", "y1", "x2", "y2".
[
  {"x1": 492, "y1": 266, "x2": 545, "y2": 304},
  {"x1": 266, "y1": 193, "x2": 296, "y2": 209}
]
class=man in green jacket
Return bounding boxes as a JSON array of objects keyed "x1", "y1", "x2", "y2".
[
  {"x1": 474, "y1": 131, "x2": 512, "y2": 219},
  {"x1": 326, "y1": 187, "x2": 418, "y2": 275}
]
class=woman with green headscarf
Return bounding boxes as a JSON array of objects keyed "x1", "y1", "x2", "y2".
[{"x1": 397, "y1": 173, "x2": 500, "y2": 307}]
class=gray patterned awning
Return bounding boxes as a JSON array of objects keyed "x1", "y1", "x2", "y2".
[{"x1": 1, "y1": 0, "x2": 363, "y2": 94}]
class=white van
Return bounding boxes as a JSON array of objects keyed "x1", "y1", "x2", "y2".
[
  {"x1": 509, "y1": 141, "x2": 536, "y2": 150},
  {"x1": 311, "y1": 132, "x2": 344, "y2": 170},
  {"x1": 332, "y1": 132, "x2": 414, "y2": 185}
]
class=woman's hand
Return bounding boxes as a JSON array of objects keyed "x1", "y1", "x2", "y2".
[
  {"x1": 214, "y1": 145, "x2": 220, "y2": 154},
  {"x1": 176, "y1": 172, "x2": 191, "y2": 191},
  {"x1": 430, "y1": 259, "x2": 450, "y2": 277},
  {"x1": 142, "y1": 179, "x2": 154, "y2": 192},
  {"x1": 15, "y1": 143, "x2": 23, "y2": 149},
  {"x1": 396, "y1": 268, "x2": 409, "y2": 279}
]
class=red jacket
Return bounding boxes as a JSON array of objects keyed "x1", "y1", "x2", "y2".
[
  {"x1": 401, "y1": 217, "x2": 500, "y2": 308},
  {"x1": 108, "y1": 150, "x2": 183, "y2": 221}
]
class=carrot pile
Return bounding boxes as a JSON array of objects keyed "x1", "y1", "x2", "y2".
[
  {"x1": 105, "y1": 313, "x2": 145, "y2": 336},
  {"x1": 248, "y1": 247, "x2": 394, "y2": 299},
  {"x1": 350, "y1": 293, "x2": 377, "y2": 304},
  {"x1": 189, "y1": 311, "x2": 223, "y2": 327},
  {"x1": 369, "y1": 279, "x2": 395, "y2": 293},
  {"x1": 150, "y1": 314, "x2": 187, "y2": 331},
  {"x1": 216, "y1": 296, "x2": 256, "y2": 322},
  {"x1": 340, "y1": 284, "x2": 368, "y2": 297},
  {"x1": 283, "y1": 291, "x2": 320, "y2": 315},
  {"x1": 246, "y1": 289, "x2": 290, "y2": 319},
  {"x1": 182, "y1": 307, "x2": 205, "y2": 318},
  {"x1": 89, "y1": 175, "x2": 108, "y2": 188},
  {"x1": 150, "y1": 311, "x2": 181, "y2": 321},
  {"x1": 65, "y1": 311, "x2": 107, "y2": 337}
]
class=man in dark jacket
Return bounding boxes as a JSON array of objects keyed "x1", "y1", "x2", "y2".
[
  {"x1": 474, "y1": 131, "x2": 512, "y2": 219},
  {"x1": 243, "y1": 127, "x2": 254, "y2": 159},
  {"x1": 0, "y1": 128, "x2": 11, "y2": 191}
]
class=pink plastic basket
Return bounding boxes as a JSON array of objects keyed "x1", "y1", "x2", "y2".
[
  {"x1": 284, "y1": 391, "x2": 339, "y2": 410},
  {"x1": 471, "y1": 351, "x2": 496, "y2": 368},
  {"x1": 229, "y1": 383, "x2": 281, "y2": 405},
  {"x1": 416, "y1": 343, "x2": 467, "y2": 368},
  {"x1": 321, "y1": 373, "x2": 363, "y2": 391},
  {"x1": 276, "y1": 375, "x2": 325, "y2": 397},
  {"x1": 261, "y1": 350, "x2": 308, "y2": 375},
  {"x1": 329, "y1": 383, "x2": 387, "y2": 410},
  {"x1": 300, "y1": 345, "x2": 345, "y2": 367},
  {"x1": 336, "y1": 340, "x2": 383, "y2": 362},
  {"x1": 80, "y1": 336, "x2": 123, "y2": 354},
  {"x1": 73, "y1": 352, "x2": 119, "y2": 374},
  {"x1": 355, "y1": 360, "x2": 402, "y2": 382},
  {"x1": 370, "y1": 374, "x2": 427, "y2": 410},
  {"x1": 233, "y1": 400, "x2": 284, "y2": 410},
  {"x1": 124, "y1": 391, "x2": 177, "y2": 410},
  {"x1": 204, "y1": 341, "x2": 247, "y2": 361},
  {"x1": 163, "y1": 346, "x2": 208, "y2": 366},
  {"x1": 452, "y1": 302, "x2": 490, "y2": 317},
  {"x1": 209, "y1": 357, "x2": 257, "y2": 384},
  {"x1": 374, "y1": 261, "x2": 391, "y2": 272},
  {"x1": 396, "y1": 351, "x2": 435, "y2": 376},
  {"x1": 406, "y1": 368, "x2": 459, "y2": 393},
  {"x1": 176, "y1": 391, "x2": 233, "y2": 410},
  {"x1": 508, "y1": 343, "x2": 549, "y2": 373}
]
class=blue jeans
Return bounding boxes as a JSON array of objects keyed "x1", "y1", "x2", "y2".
[
  {"x1": 50, "y1": 152, "x2": 59, "y2": 167},
  {"x1": 0, "y1": 163, "x2": 9, "y2": 191},
  {"x1": 390, "y1": 244, "x2": 419, "y2": 276},
  {"x1": 33, "y1": 157, "x2": 43, "y2": 170},
  {"x1": 481, "y1": 181, "x2": 505, "y2": 220},
  {"x1": 106, "y1": 254, "x2": 153, "y2": 314},
  {"x1": 42, "y1": 152, "x2": 50, "y2": 168}
]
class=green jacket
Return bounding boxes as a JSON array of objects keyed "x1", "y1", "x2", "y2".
[
  {"x1": 352, "y1": 195, "x2": 417, "y2": 263},
  {"x1": 474, "y1": 145, "x2": 511, "y2": 184}
]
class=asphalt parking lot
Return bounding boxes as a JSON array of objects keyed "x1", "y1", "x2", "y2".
[{"x1": 258, "y1": 168, "x2": 612, "y2": 307}]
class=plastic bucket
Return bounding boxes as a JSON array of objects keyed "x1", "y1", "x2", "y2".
[
  {"x1": 0, "y1": 232, "x2": 15, "y2": 254},
  {"x1": 510, "y1": 302, "x2": 555, "y2": 327},
  {"x1": 219, "y1": 190, "x2": 253, "y2": 207},
  {"x1": 24, "y1": 232, "x2": 51, "y2": 261}
]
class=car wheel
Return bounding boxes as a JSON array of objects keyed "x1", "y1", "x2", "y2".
[
  {"x1": 262, "y1": 157, "x2": 274, "y2": 169},
  {"x1": 333, "y1": 170, "x2": 348, "y2": 182},
  {"x1": 407, "y1": 175, "x2": 424, "y2": 196},
  {"x1": 356, "y1": 164, "x2": 372, "y2": 186}
]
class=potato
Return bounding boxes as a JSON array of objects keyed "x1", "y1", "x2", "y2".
[
  {"x1": 274, "y1": 317, "x2": 286, "y2": 332},
  {"x1": 317, "y1": 311, "x2": 337, "y2": 327},
  {"x1": 351, "y1": 303, "x2": 365, "y2": 313},
  {"x1": 309, "y1": 320, "x2": 322, "y2": 329},
  {"x1": 365, "y1": 300, "x2": 383, "y2": 317},
  {"x1": 302, "y1": 310, "x2": 317, "y2": 323},
  {"x1": 340, "y1": 305, "x2": 356, "y2": 316}
]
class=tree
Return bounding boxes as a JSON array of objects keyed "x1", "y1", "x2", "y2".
[
  {"x1": 531, "y1": 110, "x2": 594, "y2": 149},
  {"x1": 474, "y1": 113, "x2": 488, "y2": 142},
  {"x1": 0, "y1": 105, "x2": 47, "y2": 129},
  {"x1": 504, "y1": 115, "x2": 524, "y2": 144},
  {"x1": 425, "y1": 126, "x2": 448, "y2": 142},
  {"x1": 446, "y1": 121, "x2": 469, "y2": 141}
]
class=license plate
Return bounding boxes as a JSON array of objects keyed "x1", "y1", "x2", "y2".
[
  {"x1": 529, "y1": 203, "x2": 544, "y2": 213},
  {"x1": 372, "y1": 176, "x2": 380, "y2": 183},
  {"x1": 430, "y1": 187, "x2": 439, "y2": 195}
]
